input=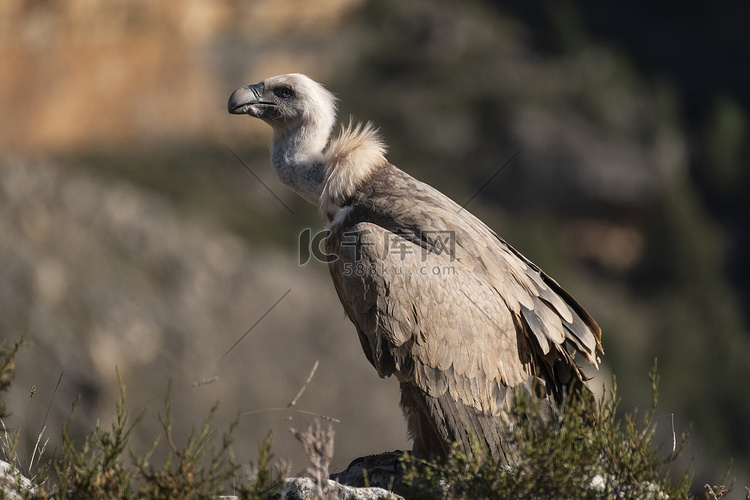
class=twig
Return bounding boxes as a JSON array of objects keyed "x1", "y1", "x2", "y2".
[
  {"x1": 224, "y1": 145, "x2": 294, "y2": 215},
  {"x1": 242, "y1": 408, "x2": 340, "y2": 423},
  {"x1": 288, "y1": 360, "x2": 319, "y2": 408},
  {"x1": 41, "y1": 372, "x2": 63, "y2": 435},
  {"x1": 27, "y1": 425, "x2": 48, "y2": 476},
  {"x1": 219, "y1": 289, "x2": 292, "y2": 362},
  {"x1": 458, "y1": 146, "x2": 523, "y2": 212},
  {"x1": 191, "y1": 376, "x2": 219, "y2": 388},
  {"x1": 705, "y1": 483, "x2": 728, "y2": 500},
  {"x1": 290, "y1": 421, "x2": 336, "y2": 498},
  {"x1": 671, "y1": 413, "x2": 676, "y2": 453}
]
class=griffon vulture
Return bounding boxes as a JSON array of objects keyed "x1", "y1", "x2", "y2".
[{"x1": 228, "y1": 74, "x2": 603, "y2": 462}]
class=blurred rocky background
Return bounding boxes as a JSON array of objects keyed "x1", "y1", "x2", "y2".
[{"x1": 1, "y1": 0, "x2": 749, "y2": 493}]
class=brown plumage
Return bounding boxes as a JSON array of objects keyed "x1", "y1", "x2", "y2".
[{"x1": 229, "y1": 74, "x2": 603, "y2": 461}]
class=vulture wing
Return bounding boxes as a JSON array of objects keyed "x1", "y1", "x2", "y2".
[{"x1": 326, "y1": 163, "x2": 601, "y2": 460}]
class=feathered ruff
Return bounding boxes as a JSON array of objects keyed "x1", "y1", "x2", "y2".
[{"x1": 320, "y1": 121, "x2": 387, "y2": 218}]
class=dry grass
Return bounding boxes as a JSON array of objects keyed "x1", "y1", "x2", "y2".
[{"x1": 289, "y1": 421, "x2": 337, "y2": 499}]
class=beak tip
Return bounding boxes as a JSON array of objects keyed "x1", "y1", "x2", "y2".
[
  {"x1": 228, "y1": 83, "x2": 264, "y2": 116},
  {"x1": 227, "y1": 103, "x2": 243, "y2": 114},
  {"x1": 227, "y1": 89, "x2": 245, "y2": 115}
]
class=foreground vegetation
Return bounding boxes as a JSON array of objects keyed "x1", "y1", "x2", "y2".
[
  {"x1": 0, "y1": 338, "x2": 285, "y2": 499},
  {"x1": 399, "y1": 372, "x2": 692, "y2": 499},
  {"x1": 0, "y1": 337, "x2": 731, "y2": 499}
]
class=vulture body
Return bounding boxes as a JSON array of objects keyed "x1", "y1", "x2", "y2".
[{"x1": 229, "y1": 74, "x2": 603, "y2": 461}]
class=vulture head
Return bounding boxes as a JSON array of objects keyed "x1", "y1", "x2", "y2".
[
  {"x1": 228, "y1": 73, "x2": 337, "y2": 134},
  {"x1": 228, "y1": 74, "x2": 338, "y2": 203}
]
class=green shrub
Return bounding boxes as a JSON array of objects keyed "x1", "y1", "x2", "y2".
[
  {"x1": 399, "y1": 364, "x2": 694, "y2": 499},
  {"x1": 0, "y1": 339, "x2": 285, "y2": 500}
]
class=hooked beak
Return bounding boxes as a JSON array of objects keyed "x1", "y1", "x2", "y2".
[{"x1": 227, "y1": 83, "x2": 268, "y2": 115}]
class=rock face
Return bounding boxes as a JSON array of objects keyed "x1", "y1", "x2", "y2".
[
  {"x1": 0, "y1": 0, "x2": 358, "y2": 154},
  {"x1": 279, "y1": 477, "x2": 404, "y2": 500},
  {"x1": 0, "y1": 461, "x2": 35, "y2": 500},
  {"x1": 0, "y1": 460, "x2": 406, "y2": 500}
]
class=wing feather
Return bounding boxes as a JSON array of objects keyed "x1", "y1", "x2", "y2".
[{"x1": 325, "y1": 162, "x2": 602, "y2": 458}]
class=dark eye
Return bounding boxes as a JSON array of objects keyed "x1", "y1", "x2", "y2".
[{"x1": 275, "y1": 86, "x2": 293, "y2": 99}]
